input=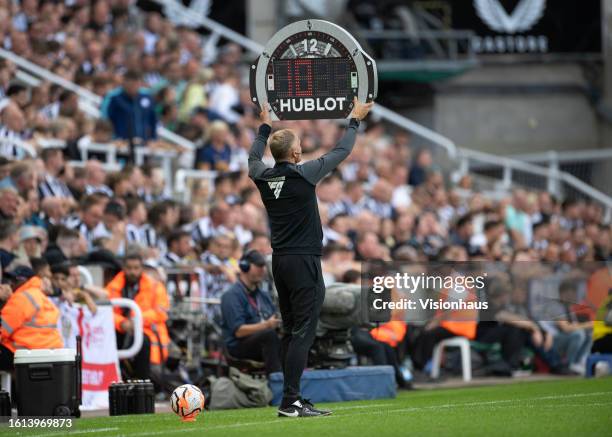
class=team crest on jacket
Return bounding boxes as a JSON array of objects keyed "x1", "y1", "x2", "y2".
[{"x1": 267, "y1": 176, "x2": 285, "y2": 199}]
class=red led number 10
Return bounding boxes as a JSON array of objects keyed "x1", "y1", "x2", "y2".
[{"x1": 287, "y1": 59, "x2": 313, "y2": 97}]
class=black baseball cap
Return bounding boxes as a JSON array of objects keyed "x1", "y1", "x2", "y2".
[
  {"x1": 243, "y1": 250, "x2": 266, "y2": 267},
  {"x1": 3, "y1": 265, "x2": 35, "y2": 283}
]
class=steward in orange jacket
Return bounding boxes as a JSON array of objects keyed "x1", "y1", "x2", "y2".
[
  {"x1": 105, "y1": 254, "x2": 170, "y2": 367},
  {"x1": 1, "y1": 275, "x2": 63, "y2": 357}
]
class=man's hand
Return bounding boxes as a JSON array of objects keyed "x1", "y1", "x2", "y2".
[
  {"x1": 264, "y1": 315, "x2": 281, "y2": 330},
  {"x1": 531, "y1": 328, "x2": 543, "y2": 348},
  {"x1": 259, "y1": 103, "x2": 272, "y2": 126},
  {"x1": 543, "y1": 331, "x2": 554, "y2": 351},
  {"x1": 121, "y1": 319, "x2": 134, "y2": 334},
  {"x1": 350, "y1": 97, "x2": 374, "y2": 121},
  {"x1": 0, "y1": 284, "x2": 12, "y2": 302}
]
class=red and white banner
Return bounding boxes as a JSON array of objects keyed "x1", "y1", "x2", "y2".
[{"x1": 57, "y1": 303, "x2": 120, "y2": 410}]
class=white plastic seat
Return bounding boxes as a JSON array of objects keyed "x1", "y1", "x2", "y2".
[{"x1": 431, "y1": 337, "x2": 472, "y2": 382}]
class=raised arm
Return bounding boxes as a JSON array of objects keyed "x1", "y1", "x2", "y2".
[
  {"x1": 248, "y1": 104, "x2": 272, "y2": 180},
  {"x1": 300, "y1": 97, "x2": 373, "y2": 185}
]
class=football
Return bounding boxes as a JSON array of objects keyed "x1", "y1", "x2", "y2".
[{"x1": 170, "y1": 384, "x2": 205, "y2": 422}]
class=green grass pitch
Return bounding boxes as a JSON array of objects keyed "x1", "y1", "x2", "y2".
[{"x1": 6, "y1": 377, "x2": 612, "y2": 437}]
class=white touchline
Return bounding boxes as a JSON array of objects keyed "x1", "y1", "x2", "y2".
[
  {"x1": 115, "y1": 391, "x2": 612, "y2": 437},
  {"x1": 28, "y1": 427, "x2": 120, "y2": 437},
  {"x1": 29, "y1": 392, "x2": 612, "y2": 437}
]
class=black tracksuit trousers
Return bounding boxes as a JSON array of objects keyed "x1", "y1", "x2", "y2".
[{"x1": 272, "y1": 254, "x2": 326, "y2": 406}]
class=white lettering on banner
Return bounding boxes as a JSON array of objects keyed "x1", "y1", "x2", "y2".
[
  {"x1": 471, "y1": 35, "x2": 548, "y2": 53},
  {"x1": 82, "y1": 369, "x2": 103, "y2": 386},
  {"x1": 277, "y1": 97, "x2": 347, "y2": 113}
]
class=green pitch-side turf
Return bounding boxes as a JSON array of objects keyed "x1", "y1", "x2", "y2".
[{"x1": 4, "y1": 377, "x2": 612, "y2": 437}]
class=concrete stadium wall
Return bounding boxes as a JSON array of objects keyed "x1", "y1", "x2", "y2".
[{"x1": 433, "y1": 64, "x2": 601, "y2": 155}]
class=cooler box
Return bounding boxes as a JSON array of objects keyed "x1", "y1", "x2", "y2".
[
  {"x1": 15, "y1": 349, "x2": 80, "y2": 417},
  {"x1": 268, "y1": 365, "x2": 396, "y2": 406}
]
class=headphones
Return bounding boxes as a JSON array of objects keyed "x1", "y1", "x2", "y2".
[{"x1": 239, "y1": 249, "x2": 256, "y2": 273}]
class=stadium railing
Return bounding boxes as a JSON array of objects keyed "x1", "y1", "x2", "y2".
[
  {"x1": 110, "y1": 298, "x2": 144, "y2": 360},
  {"x1": 457, "y1": 148, "x2": 612, "y2": 221},
  {"x1": 174, "y1": 169, "x2": 218, "y2": 203}
]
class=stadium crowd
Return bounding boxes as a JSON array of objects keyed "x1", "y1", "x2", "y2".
[{"x1": 0, "y1": 0, "x2": 611, "y2": 390}]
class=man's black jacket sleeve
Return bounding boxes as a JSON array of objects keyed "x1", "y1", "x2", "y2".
[
  {"x1": 248, "y1": 123, "x2": 272, "y2": 180},
  {"x1": 298, "y1": 118, "x2": 360, "y2": 185}
]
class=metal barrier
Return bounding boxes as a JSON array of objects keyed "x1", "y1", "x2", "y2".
[
  {"x1": 69, "y1": 160, "x2": 121, "y2": 172},
  {"x1": 457, "y1": 148, "x2": 612, "y2": 221},
  {"x1": 110, "y1": 298, "x2": 144, "y2": 360},
  {"x1": 174, "y1": 169, "x2": 218, "y2": 203},
  {"x1": 356, "y1": 29, "x2": 478, "y2": 74}
]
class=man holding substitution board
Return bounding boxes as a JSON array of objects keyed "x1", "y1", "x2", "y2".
[{"x1": 248, "y1": 97, "x2": 373, "y2": 417}]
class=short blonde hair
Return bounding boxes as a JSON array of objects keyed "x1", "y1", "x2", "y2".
[{"x1": 268, "y1": 129, "x2": 297, "y2": 161}]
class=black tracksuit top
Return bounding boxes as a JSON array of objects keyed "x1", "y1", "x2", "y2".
[{"x1": 248, "y1": 119, "x2": 360, "y2": 256}]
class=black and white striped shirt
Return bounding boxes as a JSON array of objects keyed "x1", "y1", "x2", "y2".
[
  {"x1": 0, "y1": 125, "x2": 26, "y2": 160},
  {"x1": 141, "y1": 224, "x2": 167, "y2": 253},
  {"x1": 160, "y1": 251, "x2": 183, "y2": 268},
  {"x1": 191, "y1": 217, "x2": 231, "y2": 244},
  {"x1": 364, "y1": 197, "x2": 395, "y2": 219},
  {"x1": 65, "y1": 216, "x2": 110, "y2": 249},
  {"x1": 39, "y1": 173, "x2": 74, "y2": 199},
  {"x1": 200, "y1": 251, "x2": 234, "y2": 319},
  {"x1": 126, "y1": 223, "x2": 145, "y2": 245}
]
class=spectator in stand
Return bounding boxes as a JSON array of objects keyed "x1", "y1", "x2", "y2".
[
  {"x1": 179, "y1": 68, "x2": 213, "y2": 121},
  {"x1": 0, "y1": 162, "x2": 36, "y2": 196},
  {"x1": 449, "y1": 214, "x2": 476, "y2": 254},
  {"x1": 0, "y1": 221, "x2": 19, "y2": 272},
  {"x1": 208, "y1": 70, "x2": 241, "y2": 124},
  {"x1": 125, "y1": 197, "x2": 148, "y2": 245},
  {"x1": 543, "y1": 279, "x2": 593, "y2": 374},
  {"x1": 18, "y1": 225, "x2": 45, "y2": 260},
  {"x1": 161, "y1": 230, "x2": 193, "y2": 267},
  {"x1": 192, "y1": 200, "x2": 233, "y2": 245},
  {"x1": 505, "y1": 189, "x2": 531, "y2": 248},
  {"x1": 201, "y1": 233, "x2": 238, "y2": 319},
  {"x1": 105, "y1": 69, "x2": 157, "y2": 143},
  {"x1": 408, "y1": 149, "x2": 432, "y2": 187},
  {"x1": 43, "y1": 226, "x2": 86, "y2": 266},
  {"x1": 38, "y1": 146, "x2": 73, "y2": 200},
  {"x1": 0, "y1": 102, "x2": 29, "y2": 159},
  {"x1": 84, "y1": 160, "x2": 113, "y2": 196},
  {"x1": 194, "y1": 120, "x2": 233, "y2": 171},
  {"x1": 142, "y1": 200, "x2": 179, "y2": 254},
  {"x1": 65, "y1": 194, "x2": 109, "y2": 249}
]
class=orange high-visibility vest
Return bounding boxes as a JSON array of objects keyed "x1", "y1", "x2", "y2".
[
  {"x1": 578, "y1": 267, "x2": 612, "y2": 321},
  {"x1": 438, "y1": 288, "x2": 478, "y2": 340},
  {"x1": 1, "y1": 276, "x2": 63, "y2": 352},
  {"x1": 370, "y1": 321, "x2": 407, "y2": 348},
  {"x1": 105, "y1": 272, "x2": 170, "y2": 364}
]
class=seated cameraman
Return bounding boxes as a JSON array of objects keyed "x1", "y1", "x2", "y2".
[{"x1": 221, "y1": 250, "x2": 281, "y2": 374}]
